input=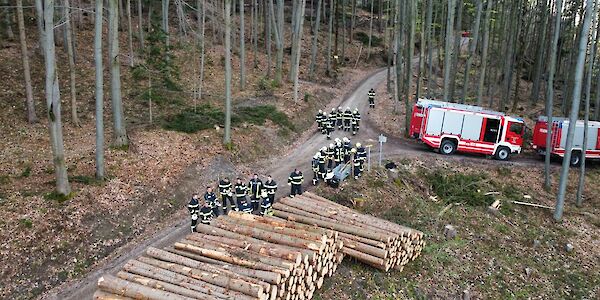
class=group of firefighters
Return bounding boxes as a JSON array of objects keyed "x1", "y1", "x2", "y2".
[
  {"x1": 187, "y1": 170, "x2": 306, "y2": 232},
  {"x1": 311, "y1": 137, "x2": 367, "y2": 185},
  {"x1": 186, "y1": 174, "x2": 278, "y2": 232},
  {"x1": 186, "y1": 89, "x2": 377, "y2": 233},
  {"x1": 316, "y1": 107, "x2": 361, "y2": 139}
]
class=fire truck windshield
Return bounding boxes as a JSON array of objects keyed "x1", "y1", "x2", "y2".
[{"x1": 509, "y1": 122, "x2": 524, "y2": 135}]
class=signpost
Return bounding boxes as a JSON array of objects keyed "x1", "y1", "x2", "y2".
[{"x1": 378, "y1": 134, "x2": 387, "y2": 166}]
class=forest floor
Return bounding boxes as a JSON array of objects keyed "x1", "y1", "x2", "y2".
[
  {"x1": 0, "y1": 12, "x2": 388, "y2": 299},
  {"x1": 313, "y1": 157, "x2": 600, "y2": 299}
]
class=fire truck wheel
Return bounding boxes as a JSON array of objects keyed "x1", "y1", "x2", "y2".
[
  {"x1": 570, "y1": 152, "x2": 581, "y2": 167},
  {"x1": 440, "y1": 139, "x2": 457, "y2": 155},
  {"x1": 494, "y1": 147, "x2": 511, "y2": 161}
]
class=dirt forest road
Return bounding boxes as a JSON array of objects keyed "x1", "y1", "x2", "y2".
[{"x1": 46, "y1": 66, "x2": 552, "y2": 300}]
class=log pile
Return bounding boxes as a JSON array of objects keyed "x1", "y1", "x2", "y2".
[
  {"x1": 94, "y1": 210, "x2": 343, "y2": 300},
  {"x1": 94, "y1": 192, "x2": 424, "y2": 299},
  {"x1": 272, "y1": 192, "x2": 425, "y2": 272}
]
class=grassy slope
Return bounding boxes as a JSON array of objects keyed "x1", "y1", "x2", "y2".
[{"x1": 313, "y1": 158, "x2": 600, "y2": 299}]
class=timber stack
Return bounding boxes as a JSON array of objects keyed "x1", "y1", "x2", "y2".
[
  {"x1": 272, "y1": 191, "x2": 425, "y2": 272},
  {"x1": 93, "y1": 210, "x2": 343, "y2": 300}
]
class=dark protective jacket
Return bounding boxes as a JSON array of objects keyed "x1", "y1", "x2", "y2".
[
  {"x1": 218, "y1": 179, "x2": 232, "y2": 196},
  {"x1": 288, "y1": 172, "x2": 304, "y2": 185},
  {"x1": 234, "y1": 182, "x2": 248, "y2": 198},
  {"x1": 264, "y1": 180, "x2": 278, "y2": 195},
  {"x1": 248, "y1": 178, "x2": 263, "y2": 199},
  {"x1": 203, "y1": 192, "x2": 218, "y2": 208}
]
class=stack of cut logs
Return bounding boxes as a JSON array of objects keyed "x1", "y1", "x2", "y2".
[
  {"x1": 94, "y1": 210, "x2": 343, "y2": 300},
  {"x1": 272, "y1": 192, "x2": 425, "y2": 272}
]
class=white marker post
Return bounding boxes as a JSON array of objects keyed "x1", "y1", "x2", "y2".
[{"x1": 378, "y1": 134, "x2": 387, "y2": 166}]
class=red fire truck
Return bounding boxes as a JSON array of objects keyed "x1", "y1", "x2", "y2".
[
  {"x1": 532, "y1": 116, "x2": 600, "y2": 166},
  {"x1": 409, "y1": 99, "x2": 525, "y2": 160}
]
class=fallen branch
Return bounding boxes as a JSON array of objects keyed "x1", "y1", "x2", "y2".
[{"x1": 512, "y1": 201, "x2": 554, "y2": 210}]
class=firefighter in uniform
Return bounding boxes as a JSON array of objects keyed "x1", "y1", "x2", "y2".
[
  {"x1": 351, "y1": 148, "x2": 362, "y2": 179},
  {"x1": 356, "y1": 142, "x2": 367, "y2": 173},
  {"x1": 325, "y1": 113, "x2": 335, "y2": 140},
  {"x1": 199, "y1": 200, "x2": 213, "y2": 225},
  {"x1": 334, "y1": 139, "x2": 343, "y2": 167},
  {"x1": 312, "y1": 152, "x2": 320, "y2": 185},
  {"x1": 288, "y1": 169, "x2": 304, "y2": 197},
  {"x1": 343, "y1": 107, "x2": 353, "y2": 131},
  {"x1": 218, "y1": 177, "x2": 234, "y2": 214},
  {"x1": 318, "y1": 148, "x2": 327, "y2": 180},
  {"x1": 204, "y1": 186, "x2": 219, "y2": 217},
  {"x1": 248, "y1": 174, "x2": 263, "y2": 212},
  {"x1": 262, "y1": 175, "x2": 277, "y2": 215},
  {"x1": 316, "y1": 109, "x2": 324, "y2": 132},
  {"x1": 368, "y1": 88, "x2": 376, "y2": 108},
  {"x1": 187, "y1": 193, "x2": 200, "y2": 232},
  {"x1": 336, "y1": 107, "x2": 344, "y2": 129},
  {"x1": 237, "y1": 196, "x2": 253, "y2": 213},
  {"x1": 326, "y1": 143, "x2": 335, "y2": 170},
  {"x1": 330, "y1": 108, "x2": 338, "y2": 131},
  {"x1": 352, "y1": 108, "x2": 361, "y2": 135},
  {"x1": 234, "y1": 178, "x2": 248, "y2": 212},
  {"x1": 343, "y1": 137, "x2": 352, "y2": 163}
]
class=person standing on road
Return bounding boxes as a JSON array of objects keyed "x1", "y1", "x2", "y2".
[
  {"x1": 336, "y1": 107, "x2": 344, "y2": 129},
  {"x1": 343, "y1": 137, "x2": 352, "y2": 163},
  {"x1": 316, "y1": 109, "x2": 324, "y2": 132},
  {"x1": 334, "y1": 139, "x2": 343, "y2": 167},
  {"x1": 312, "y1": 152, "x2": 320, "y2": 185},
  {"x1": 343, "y1": 107, "x2": 353, "y2": 132},
  {"x1": 288, "y1": 169, "x2": 304, "y2": 197},
  {"x1": 187, "y1": 193, "x2": 200, "y2": 232},
  {"x1": 368, "y1": 88, "x2": 376, "y2": 108},
  {"x1": 204, "y1": 186, "x2": 219, "y2": 217},
  {"x1": 248, "y1": 174, "x2": 263, "y2": 212},
  {"x1": 234, "y1": 178, "x2": 247, "y2": 212},
  {"x1": 326, "y1": 143, "x2": 335, "y2": 170},
  {"x1": 325, "y1": 113, "x2": 335, "y2": 139},
  {"x1": 352, "y1": 108, "x2": 361, "y2": 135},
  {"x1": 356, "y1": 142, "x2": 367, "y2": 173},
  {"x1": 218, "y1": 177, "x2": 234, "y2": 214},
  {"x1": 330, "y1": 108, "x2": 338, "y2": 131}
]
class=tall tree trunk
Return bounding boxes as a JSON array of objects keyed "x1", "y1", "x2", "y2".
[
  {"x1": 309, "y1": 0, "x2": 323, "y2": 79},
  {"x1": 240, "y1": 0, "x2": 246, "y2": 89},
  {"x1": 36, "y1": 0, "x2": 71, "y2": 195},
  {"x1": 63, "y1": 0, "x2": 80, "y2": 127},
  {"x1": 499, "y1": 1, "x2": 518, "y2": 111},
  {"x1": 448, "y1": 0, "x2": 463, "y2": 101},
  {"x1": 3, "y1": 0, "x2": 14, "y2": 40},
  {"x1": 460, "y1": 0, "x2": 483, "y2": 103},
  {"x1": 265, "y1": 0, "x2": 272, "y2": 78},
  {"x1": 109, "y1": 0, "x2": 129, "y2": 147},
  {"x1": 252, "y1": 0, "x2": 258, "y2": 68},
  {"x1": 340, "y1": 0, "x2": 346, "y2": 64},
  {"x1": 403, "y1": 0, "x2": 415, "y2": 136},
  {"x1": 544, "y1": 0, "x2": 564, "y2": 190},
  {"x1": 137, "y1": 0, "x2": 144, "y2": 49},
  {"x1": 395, "y1": 0, "x2": 403, "y2": 112},
  {"x1": 477, "y1": 0, "x2": 493, "y2": 106},
  {"x1": 292, "y1": 0, "x2": 307, "y2": 102},
  {"x1": 426, "y1": 0, "x2": 434, "y2": 97},
  {"x1": 326, "y1": 0, "x2": 334, "y2": 76},
  {"x1": 269, "y1": 0, "x2": 283, "y2": 85},
  {"x1": 126, "y1": 0, "x2": 134, "y2": 66},
  {"x1": 94, "y1": 0, "x2": 105, "y2": 180},
  {"x1": 416, "y1": 0, "x2": 427, "y2": 100},
  {"x1": 17, "y1": 0, "x2": 36, "y2": 123},
  {"x1": 443, "y1": 0, "x2": 456, "y2": 102},
  {"x1": 350, "y1": 0, "x2": 356, "y2": 43},
  {"x1": 162, "y1": 0, "x2": 170, "y2": 49},
  {"x1": 529, "y1": 1, "x2": 549, "y2": 105},
  {"x1": 197, "y1": 0, "x2": 206, "y2": 100},
  {"x1": 576, "y1": 5, "x2": 598, "y2": 206},
  {"x1": 224, "y1": 0, "x2": 233, "y2": 144},
  {"x1": 367, "y1": 0, "x2": 374, "y2": 60},
  {"x1": 554, "y1": 0, "x2": 594, "y2": 221}
]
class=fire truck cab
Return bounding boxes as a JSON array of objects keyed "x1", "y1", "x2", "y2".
[
  {"x1": 532, "y1": 116, "x2": 600, "y2": 166},
  {"x1": 409, "y1": 99, "x2": 525, "y2": 160}
]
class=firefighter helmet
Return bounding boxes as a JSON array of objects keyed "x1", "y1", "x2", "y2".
[
  {"x1": 351, "y1": 148, "x2": 357, "y2": 153},
  {"x1": 318, "y1": 109, "x2": 322, "y2": 114},
  {"x1": 356, "y1": 142, "x2": 361, "y2": 148},
  {"x1": 329, "y1": 143, "x2": 334, "y2": 148}
]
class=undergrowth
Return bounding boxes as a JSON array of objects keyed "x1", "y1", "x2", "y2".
[
  {"x1": 163, "y1": 104, "x2": 295, "y2": 133},
  {"x1": 424, "y1": 171, "x2": 495, "y2": 206}
]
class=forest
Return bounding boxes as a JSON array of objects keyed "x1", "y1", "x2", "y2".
[{"x1": 0, "y1": 0, "x2": 599, "y2": 299}]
